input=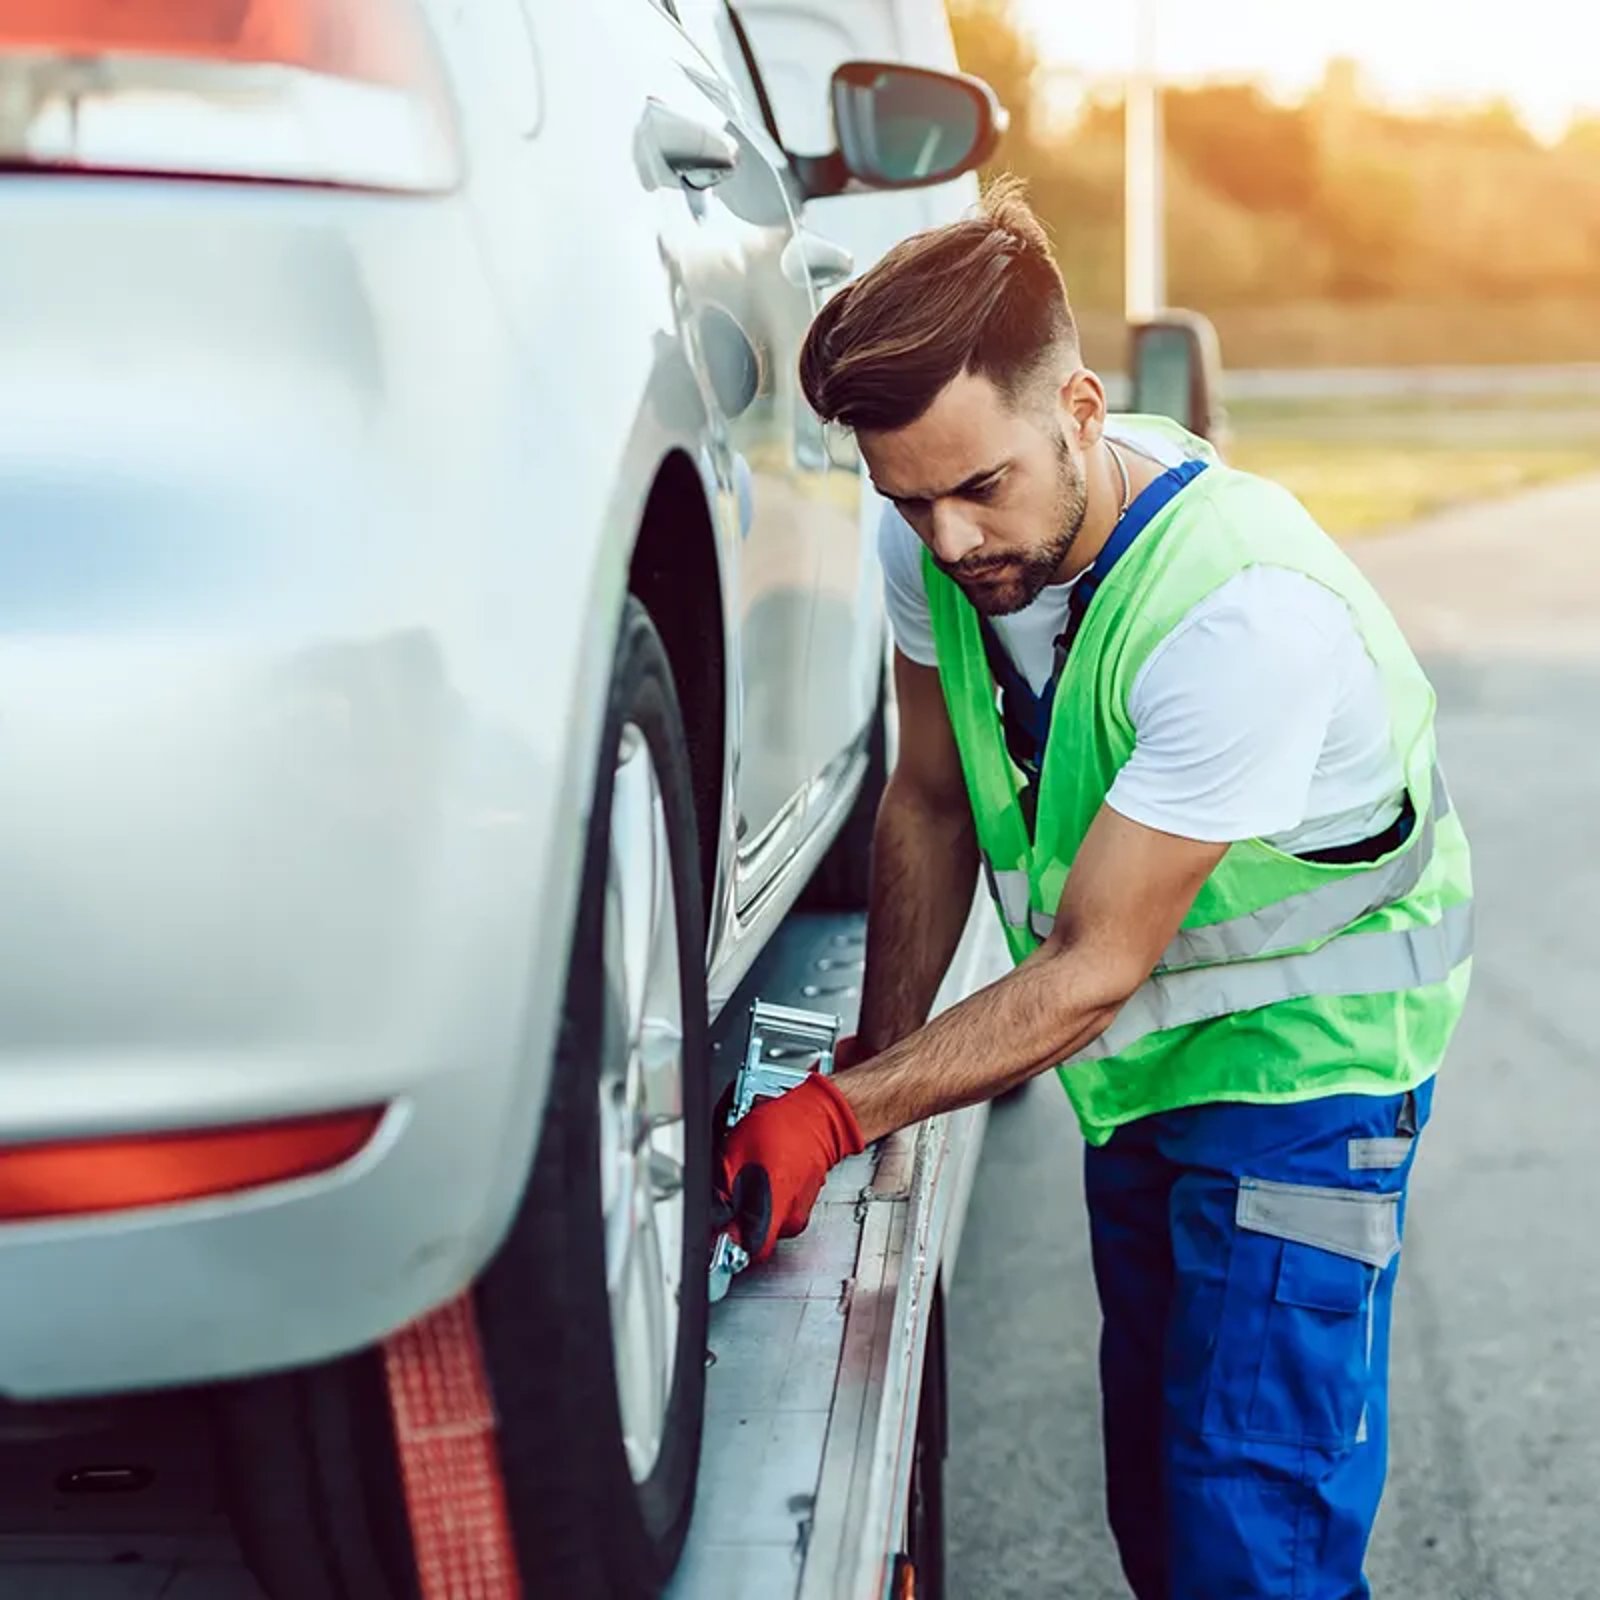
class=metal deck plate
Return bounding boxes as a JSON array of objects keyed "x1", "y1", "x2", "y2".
[{"x1": 669, "y1": 899, "x2": 1007, "y2": 1600}]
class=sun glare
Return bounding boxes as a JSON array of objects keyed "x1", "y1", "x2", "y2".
[{"x1": 1014, "y1": 0, "x2": 1597, "y2": 140}]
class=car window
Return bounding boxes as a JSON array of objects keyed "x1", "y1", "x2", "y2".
[{"x1": 670, "y1": 0, "x2": 782, "y2": 146}]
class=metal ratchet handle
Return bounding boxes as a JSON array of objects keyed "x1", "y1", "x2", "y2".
[{"x1": 708, "y1": 1000, "x2": 841, "y2": 1302}]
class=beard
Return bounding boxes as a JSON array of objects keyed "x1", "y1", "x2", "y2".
[{"x1": 938, "y1": 430, "x2": 1088, "y2": 617}]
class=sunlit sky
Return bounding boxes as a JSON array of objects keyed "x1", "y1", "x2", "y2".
[{"x1": 1015, "y1": 0, "x2": 1600, "y2": 138}]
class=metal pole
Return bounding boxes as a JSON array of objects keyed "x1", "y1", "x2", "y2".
[{"x1": 1124, "y1": 0, "x2": 1165, "y2": 322}]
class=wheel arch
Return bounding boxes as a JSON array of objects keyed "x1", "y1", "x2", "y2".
[{"x1": 627, "y1": 450, "x2": 729, "y2": 929}]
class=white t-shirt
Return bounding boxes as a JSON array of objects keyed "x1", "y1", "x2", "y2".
[{"x1": 879, "y1": 428, "x2": 1406, "y2": 854}]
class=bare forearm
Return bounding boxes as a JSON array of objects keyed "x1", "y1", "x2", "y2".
[
  {"x1": 838, "y1": 943, "x2": 1123, "y2": 1143},
  {"x1": 838, "y1": 805, "x2": 1229, "y2": 1145},
  {"x1": 855, "y1": 772, "x2": 978, "y2": 1054}
]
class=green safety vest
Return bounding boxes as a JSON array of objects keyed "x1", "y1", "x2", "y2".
[{"x1": 922, "y1": 417, "x2": 1473, "y2": 1145}]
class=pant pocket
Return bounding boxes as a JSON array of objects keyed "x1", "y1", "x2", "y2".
[{"x1": 1202, "y1": 1179, "x2": 1396, "y2": 1450}]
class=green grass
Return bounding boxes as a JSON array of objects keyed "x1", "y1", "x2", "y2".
[{"x1": 1225, "y1": 399, "x2": 1600, "y2": 537}]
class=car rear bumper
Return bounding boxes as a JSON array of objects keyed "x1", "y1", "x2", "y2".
[
  {"x1": 0, "y1": 1077, "x2": 493, "y2": 1398},
  {"x1": 0, "y1": 173, "x2": 623, "y2": 1397}
]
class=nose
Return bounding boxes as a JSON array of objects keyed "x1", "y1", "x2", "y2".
[{"x1": 928, "y1": 500, "x2": 983, "y2": 566}]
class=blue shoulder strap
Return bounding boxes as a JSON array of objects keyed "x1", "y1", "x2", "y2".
[
  {"x1": 1053, "y1": 456, "x2": 1209, "y2": 669},
  {"x1": 978, "y1": 457, "x2": 1209, "y2": 794}
]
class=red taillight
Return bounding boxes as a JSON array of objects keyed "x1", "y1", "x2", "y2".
[
  {"x1": 0, "y1": 1107, "x2": 386, "y2": 1221},
  {"x1": 0, "y1": 1, "x2": 456, "y2": 191},
  {"x1": 0, "y1": 1, "x2": 425, "y2": 83}
]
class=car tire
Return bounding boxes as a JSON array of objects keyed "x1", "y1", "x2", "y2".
[
  {"x1": 801, "y1": 665, "x2": 887, "y2": 913},
  {"x1": 219, "y1": 597, "x2": 710, "y2": 1600},
  {"x1": 485, "y1": 595, "x2": 710, "y2": 1595}
]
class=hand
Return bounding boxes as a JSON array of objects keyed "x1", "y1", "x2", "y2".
[
  {"x1": 709, "y1": 1037, "x2": 862, "y2": 1138},
  {"x1": 715, "y1": 1073, "x2": 865, "y2": 1265}
]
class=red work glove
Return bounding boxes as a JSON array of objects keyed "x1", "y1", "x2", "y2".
[{"x1": 716, "y1": 1073, "x2": 865, "y2": 1265}]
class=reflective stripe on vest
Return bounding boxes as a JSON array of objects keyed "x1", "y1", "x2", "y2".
[
  {"x1": 1156, "y1": 777, "x2": 1448, "y2": 971},
  {"x1": 994, "y1": 769, "x2": 1454, "y2": 970},
  {"x1": 982, "y1": 856, "x2": 1032, "y2": 930},
  {"x1": 1156, "y1": 802, "x2": 1430, "y2": 967},
  {"x1": 1070, "y1": 897, "x2": 1474, "y2": 1063}
]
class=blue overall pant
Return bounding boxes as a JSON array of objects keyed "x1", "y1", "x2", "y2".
[{"x1": 1084, "y1": 1079, "x2": 1433, "y2": 1600}]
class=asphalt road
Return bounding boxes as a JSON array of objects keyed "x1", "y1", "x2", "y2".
[{"x1": 946, "y1": 474, "x2": 1600, "y2": 1600}]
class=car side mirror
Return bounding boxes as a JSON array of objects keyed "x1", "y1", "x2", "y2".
[
  {"x1": 794, "y1": 61, "x2": 1006, "y2": 202},
  {"x1": 1128, "y1": 310, "x2": 1229, "y2": 449}
]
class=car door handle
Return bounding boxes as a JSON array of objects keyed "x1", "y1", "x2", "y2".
[
  {"x1": 643, "y1": 100, "x2": 739, "y2": 189},
  {"x1": 782, "y1": 230, "x2": 855, "y2": 291}
]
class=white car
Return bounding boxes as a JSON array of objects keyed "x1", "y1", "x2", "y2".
[{"x1": 0, "y1": 2, "x2": 998, "y2": 1595}]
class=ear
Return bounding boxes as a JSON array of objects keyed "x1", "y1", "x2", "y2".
[{"x1": 1057, "y1": 368, "x2": 1109, "y2": 449}]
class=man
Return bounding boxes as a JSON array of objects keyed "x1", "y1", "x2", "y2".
[{"x1": 716, "y1": 179, "x2": 1474, "y2": 1598}]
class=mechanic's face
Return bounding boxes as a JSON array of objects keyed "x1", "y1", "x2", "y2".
[{"x1": 861, "y1": 368, "x2": 1100, "y2": 617}]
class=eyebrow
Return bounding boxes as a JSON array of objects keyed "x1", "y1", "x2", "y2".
[{"x1": 872, "y1": 461, "x2": 1009, "y2": 503}]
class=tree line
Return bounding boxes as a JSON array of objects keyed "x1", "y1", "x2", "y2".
[{"x1": 951, "y1": 0, "x2": 1600, "y2": 319}]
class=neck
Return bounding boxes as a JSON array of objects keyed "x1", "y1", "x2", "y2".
[{"x1": 1056, "y1": 435, "x2": 1164, "y2": 583}]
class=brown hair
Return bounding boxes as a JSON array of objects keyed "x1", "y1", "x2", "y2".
[{"x1": 798, "y1": 176, "x2": 1077, "y2": 433}]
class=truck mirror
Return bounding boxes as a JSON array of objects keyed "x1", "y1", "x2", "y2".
[{"x1": 1128, "y1": 310, "x2": 1228, "y2": 449}]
